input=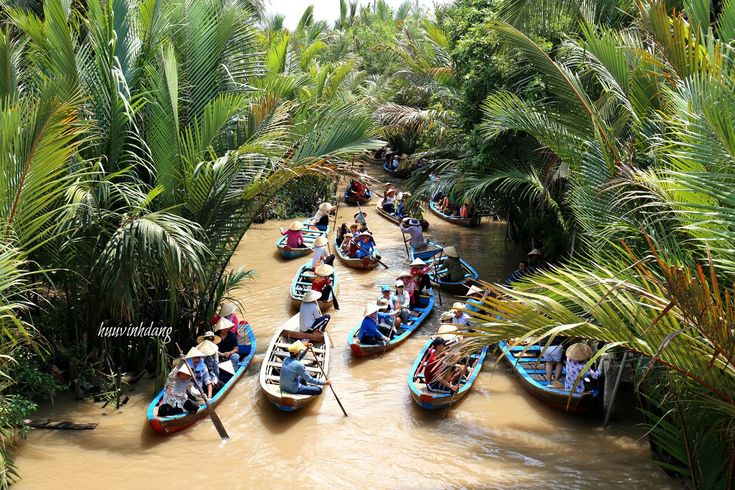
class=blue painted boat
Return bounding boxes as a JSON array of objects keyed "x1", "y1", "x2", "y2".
[
  {"x1": 409, "y1": 241, "x2": 479, "y2": 294},
  {"x1": 498, "y1": 340, "x2": 600, "y2": 414},
  {"x1": 259, "y1": 315, "x2": 330, "y2": 412},
  {"x1": 348, "y1": 289, "x2": 435, "y2": 357},
  {"x1": 275, "y1": 226, "x2": 325, "y2": 259},
  {"x1": 428, "y1": 199, "x2": 480, "y2": 227},
  {"x1": 334, "y1": 235, "x2": 380, "y2": 270},
  {"x1": 147, "y1": 323, "x2": 256, "y2": 434},
  {"x1": 289, "y1": 261, "x2": 338, "y2": 311},
  {"x1": 408, "y1": 340, "x2": 488, "y2": 409}
]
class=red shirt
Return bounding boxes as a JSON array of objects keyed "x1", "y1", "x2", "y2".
[
  {"x1": 424, "y1": 350, "x2": 439, "y2": 384},
  {"x1": 311, "y1": 276, "x2": 330, "y2": 292},
  {"x1": 210, "y1": 313, "x2": 240, "y2": 334}
]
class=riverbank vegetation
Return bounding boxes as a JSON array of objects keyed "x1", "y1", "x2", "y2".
[{"x1": 1, "y1": 0, "x2": 733, "y2": 487}]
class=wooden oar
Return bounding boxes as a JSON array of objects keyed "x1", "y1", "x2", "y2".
[
  {"x1": 174, "y1": 343, "x2": 229, "y2": 440},
  {"x1": 432, "y1": 243, "x2": 445, "y2": 307},
  {"x1": 380, "y1": 321, "x2": 396, "y2": 357},
  {"x1": 308, "y1": 345, "x2": 347, "y2": 417}
]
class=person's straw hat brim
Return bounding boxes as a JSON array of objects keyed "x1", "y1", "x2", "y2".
[
  {"x1": 213, "y1": 317, "x2": 234, "y2": 332},
  {"x1": 444, "y1": 246, "x2": 459, "y2": 258},
  {"x1": 436, "y1": 324, "x2": 458, "y2": 341},
  {"x1": 319, "y1": 202, "x2": 333, "y2": 212},
  {"x1": 302, "y1": 289, "x2": 322, "y2": 303},
  {"x1": 410, "y1": 258, "x2": 426, "y2": 267},
  {"x1": 527, "y1": 248, "x2": 543, "y2": 257},
  {"x1": 314, "y1": 235, "x2": 328, "y2": 247},
  {"x1": 196, "y1": 340, "x2": 219, "y2": 356},
  {"x1": 452, "y1": 302, "x2": 466, "y2": 310},
  {"x1": 219, "y1": 302, "x2": 235, "y2": 317},
  {"x1": 185, "y1": 347, "x2": 205, "y2": 359},
  {"x1": 288, "y1": 340, "x2": 306, "y2": 354},
  {"x1": 174, "y1": 363, "x2": 193, "y2": 376},
  {"x1": 396, "y1": 271, "x2": 412, "y2": 278},
  {"x1": 387, "y1": 189, "x2": 396, "y2": 195},
  {"x1": 566, "y1": 343, "x2": 593, "y2": 361},
  {"x1": 315, "y1": 264, "x2": 334, "y2": 277},
  {"x1": 364, "y1": 302, "x2": 381, "y2": 317},
  {"x1": 378, "y1": 298, "x2": 389, "y2": 309},
  {"x1": 464, "y1": 285, "x2": 484, "y2": 297},
  {"x1": 196, "y1": 331, "x2": 221, "y2": 344},
  {"x1": 440, "y1": 311, "x2": 454, "y2": 322},
  {"x1": 288, "y1": 221, "x2": 302, "y2": 231},
  {"x1": 218, "y1": 360, "x2": 235, "y2": 375}
]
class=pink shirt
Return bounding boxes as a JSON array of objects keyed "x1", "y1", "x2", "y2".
[{"x1": 282, "y1": 229, "x2": 304, "y2": 248}]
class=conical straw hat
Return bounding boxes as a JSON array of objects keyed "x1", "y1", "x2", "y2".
[{"x1": 566, "y1": 343, "x2": 593, "y2": 361}]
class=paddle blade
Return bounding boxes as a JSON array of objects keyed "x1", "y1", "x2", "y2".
[{"x1": 207, "y1": 406, "x2": 230, "y2": 440}]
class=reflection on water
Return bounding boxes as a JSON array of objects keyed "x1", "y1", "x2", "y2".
[{"x1": 13, "y1": 167, "x2": 671, "y2": 489}]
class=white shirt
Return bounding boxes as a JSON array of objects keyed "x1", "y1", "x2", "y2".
[
  {"x1": 391, "y1": 291, "x2": 410, "y2": 309},
  {"x1": 384, "y1": 195, "x2": 395, "y2": 205},
  {"x1": 453, "y1": 313, "x2": 471, "y2": 326},
  {"x1": 311, "y1": 245, "x2": 327, "y2": 268},
  {"x1": 311, "y1": 209, "x2": 329, "y2": 223},
  {"x1": 299, "y1": 302, "x2": 322, "y2": 332}
]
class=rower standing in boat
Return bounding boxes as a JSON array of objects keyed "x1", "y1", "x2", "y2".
[
  {"x1": 543, "y1": 338, "x2": 565, "y2": 388},
  {"x1": 527, "y1": 248, "x2": 545, "y2": 272},
  {"x1": 310, "y1": 202, "x2": 333, "y2": 232},
  {"x1": 280, "y1": 221, "x2": 305, "y2": 248},
  {"x1": 400, "y1": 217, "x2": 428, "y2": 250},
  {"x1": 312, "y1": 264, "x2": 339, "y2": 310},
  {"x1": 280, "y1": 341, "x2": 330, "y2": 396},
  {"x1": 358, "y1": 303, "x2": 390, "y2": 345},
  {"x1": 215, "y1": 317, "x2": 240, "y2": 367},
  {"x1": 299, "y1": 289, "x2": 331, "y2": 332},
  {"x1": 158, "y1": 363, "x2": 198, "y2": 416},
  {"x1": 440, "y1": 246, "x2": 466, "y2": 282}
]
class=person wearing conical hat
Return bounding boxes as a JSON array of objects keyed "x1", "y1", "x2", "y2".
[
  {"x1": 184, "y1": 346, "x2": 214, "y2": 399},
  {"x1": 309, "y1": 234, "x2": 334, "y2": 270},
  {"x1": 450, "y1": 302, "x2": 471, "y2": 327},
  {"x1": 395, "y1": 191, "x2": 411, "y2": 218},
  {"x1": 196, "y1": 333, "x2": 222, "y2": 387},
  {"x1": 158, "y1": 362, "x2": 198, "y2": 417},
  {"x1": 353, "y1": 210, "x2": 368, "y2": 227},
  {"x1": 358, "y1": 302, "x2": 390, "y2": 345},
  {"x1": 527, "y1": 248, "x2": 544, "y2": 272},
  {"x1": 400, "y1": 217, "x2": 428, "y2": 250},
  {"x1": 440, "y1": 246, "x2": 466, "y2": 283},
  {"x1": 439, "y1": 311, "x2": 454, "y2": 323},
  {"x1": 382, "y1": 188, "x2": 397, "y2": 214},
  {"x1": 409, "y1": 258, "x2": 432, "y2": 305},
  {"x1": 564, "y1": 343, "x2": 601, "y2": 393},
  {"x1": 214, "y1": 317, "x2": 240, "y2": 369},
  {"x1": 210, "y1": 302, "x2": 239, "y2": 334},
  {"x1": 310, "y1": 202, "x2": 334, "y2": 232},
  {"x1": 311, "y1": 263, "x2": 339, "y2": 310},
  {"x1": 353, "y1": 232, "x2": 379, "y2": 261},
  {"x1": 279, "y1": 221, "x2": 305, "y2": 249},
  {"x1": 280, "y1": 340, "x2": 331, "y2": 396},
  {"x1": 464, "y1": 285, "x2": 486, "y2": 313},
  {"x1": 299, "y1": 289, "x2": 331, "y2": 333}
]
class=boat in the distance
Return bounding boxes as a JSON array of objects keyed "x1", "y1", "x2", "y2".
[
  {"x1": 289, "y1": 261, "x2": 337, "y2": 310},
  {"x1": 408, "y1": 340, "x2": 488, "y2": 409},
  {"x1": 259, "y1": 315, "x2": 330, "y2": 412},
  {"x1": 498, "y1": 340, "x2": 600, "y2": 414},
  {"x1": 383, "y1": 160, "x2": 411, "y2": 178},
  {"x1": 428, "y1": 200, "x2": 480, "y2": 227},
  {"x1": 348, "y1": 289, "x2": 435, "y2": 357},
  {"x1": 409, "y1": 241, "x2": 479, "y2": 294},
  {"x1": 344, "y1": 187, "x2": 372, "y2": 205},
  {"x1": 147, "y1": 323, "x2": 256, "y2": 434},
  {"x1": 376, "y1": 198, "x2": 429, "y2": 231},
  {"x1": 275, "y1": 225, "x2": 325, "y2": 259}
]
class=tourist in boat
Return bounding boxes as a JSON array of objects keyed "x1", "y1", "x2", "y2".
[
  {"x1": 280, "y1": 340, "x2": 330, "y2": 395},
  {"x1": 358, "y1": 303, "x2": 390, "y2": 345},
  {"x1": 340, "y1": 232, "x2": 354, "y2": 254},
  {"x1": 409, "y1": 258, "x2": 432, "y2": 303},
  {"x1": 391, "y1": 279, "x2": 411, "y2": 324},
  {"x1": 354, "y1": 232, "x2": 379, "y2": 259},
  {"x1": 400, "y1": 217, "x2": 428, "y2": 250},
  {"x1": 395, "y1": 192, "x2": 409, "y2": 218},
  {"x1": 440, "y1": 246, "x2": 466, "y2": 282},
  {"x1": 565, "y1": 343, "x2": 601, "y2": 393},
  {"x1": 299, "y1": 289, "x2": 331, "y2": 332},
  {"x1": 450, "y1": 302, "x2": 471, "y2": 327},
  {"x1": 312, "y1": 264, "x2": 339, "y2": 309},
  {"x1": 423, "y1": 338, "x2": 460, "y2": 393},
  {"x1": 439, "y1": 311, "x2": 454, "y2": 324},
  {"x1": 185, "y1": 347, "x2": 214, "y2": 399},
  {"x1": 336, "y1": 223, "x2": 349, "y2": 247},
  {"x1": 503, "y1": 261, "x2": 528, "y2": 286},
  {"x1": 382, "y1": 189, "x2": 396, "y2": 214},
  {"x1": 210, "y1": 302, "x2": 239, "y2": 334},
  {"x1": 440, "y1": 195, "x2": 452, "y2": 214},
  {"x1": 310, "y1": 202, "x2": 333, "y2": 232},
  {"x1": 354, "y1": 211, "x2": 368, "y2": 228},
  {"x1": 543, "y1": 338, "x2": 565, "y2": 388},
  {"x1": 280, "y1": 221, "x2": 304, "y2": 248},
  {"x1": 527, "y1": 248, "x2": 545, "y2": 272},
  {"x1": 391, "y1": 154, "x2": 400, "y2": 170},
  {"x1": 214, "y1": 317, "x2": 240, "y2": 367},
  {"x1": 459, "y1": 201, "x2": 471, "y2": 219},
  {"x1": 309, "y1": 235, "x2": 334, "y2": 270},
  {"x1": 157, "y1": 363, "x2": 198, "y2": 416},
  {"x1": 377, "y1": 297, "x2": 403, "y2": 333},
  {"x1": 196, "y1": 332, "x2": 221, "y2": 386}
]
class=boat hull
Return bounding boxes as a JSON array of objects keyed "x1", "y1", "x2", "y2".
[
  {"x1": 289, "y1": 261, "x2": 338, "y2": 311},
  {"x1": 334, "y1": 237, "x2": 380, "y2": 270},
  {"x1": 275, "y1": 224, "x2": 327, "y2": 259},
  {"x1": 146, "y1": 323, "x2": 257, "y2": 434},
  {"x1": 376, "y1": 199, "x2": 429, "y2": 231},
  {"x1": 428, "y1": 200, "x2": 480, "y2": 227},
  {"x1": 343, "y1": 189, "x2": 372, "y2": 205}
]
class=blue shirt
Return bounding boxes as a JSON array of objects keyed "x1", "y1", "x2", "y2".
[
  {"x1": 354, "y1": 240, "x2": 375, "y2": 258},
  {"x1": 280, "y1": 353, "x2": 323, "y2": 394},
  {"x1": 465, "y1": 299, "x2": 482, "y2": 313},
  {"x1": 358, "y1": 315, "x2": 383, "y2": 341}
]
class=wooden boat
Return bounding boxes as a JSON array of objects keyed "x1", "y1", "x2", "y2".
[
  {"x1": 409, "y1": 241, "x2": 479, "y2": 294},
  {"x1": 343, "y1": 187, "x2": 372, "y2": 205},
  {"x1": 428, "y1": 200, "x2": 480, "y2": 227},
  {"x1": 498, "y1": 340, "x2": 600, "y2": 414},
  {"x1": 376, "y1": 198, "x2": 429, "y2": 231},
  {"x1": 408, "y1": 340, "x2": 488, "y2": 410},
  {"x1": 383, "y1": 160, "x2": 411, "y2": 178},
  {"x1": 275, "y1": 226, "x2": 325, "y2": 259},
  {"x1": 348, "y1": 289, "x2": 435, "y2": 357},
  {"x1": 259, "y1": 315, "x2": 330, "y2": 412},
  {"x1": 147, "y1": 323, "x2": 257, "y2": 434},
  {"x1": 334, "y1": 236, "x2": 380, "y2": 270},
  {"x1": 289, "y1": 261, "x2": 338, "y2": 311}
]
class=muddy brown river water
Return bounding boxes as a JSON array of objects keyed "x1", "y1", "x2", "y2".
[{"x1": 13, "y1": 167, "x2": 672, "y2": 489}]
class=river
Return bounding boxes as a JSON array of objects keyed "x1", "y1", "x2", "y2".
[{"x1": 13, "y1": 167, "x2": 672, "y2": 488}]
